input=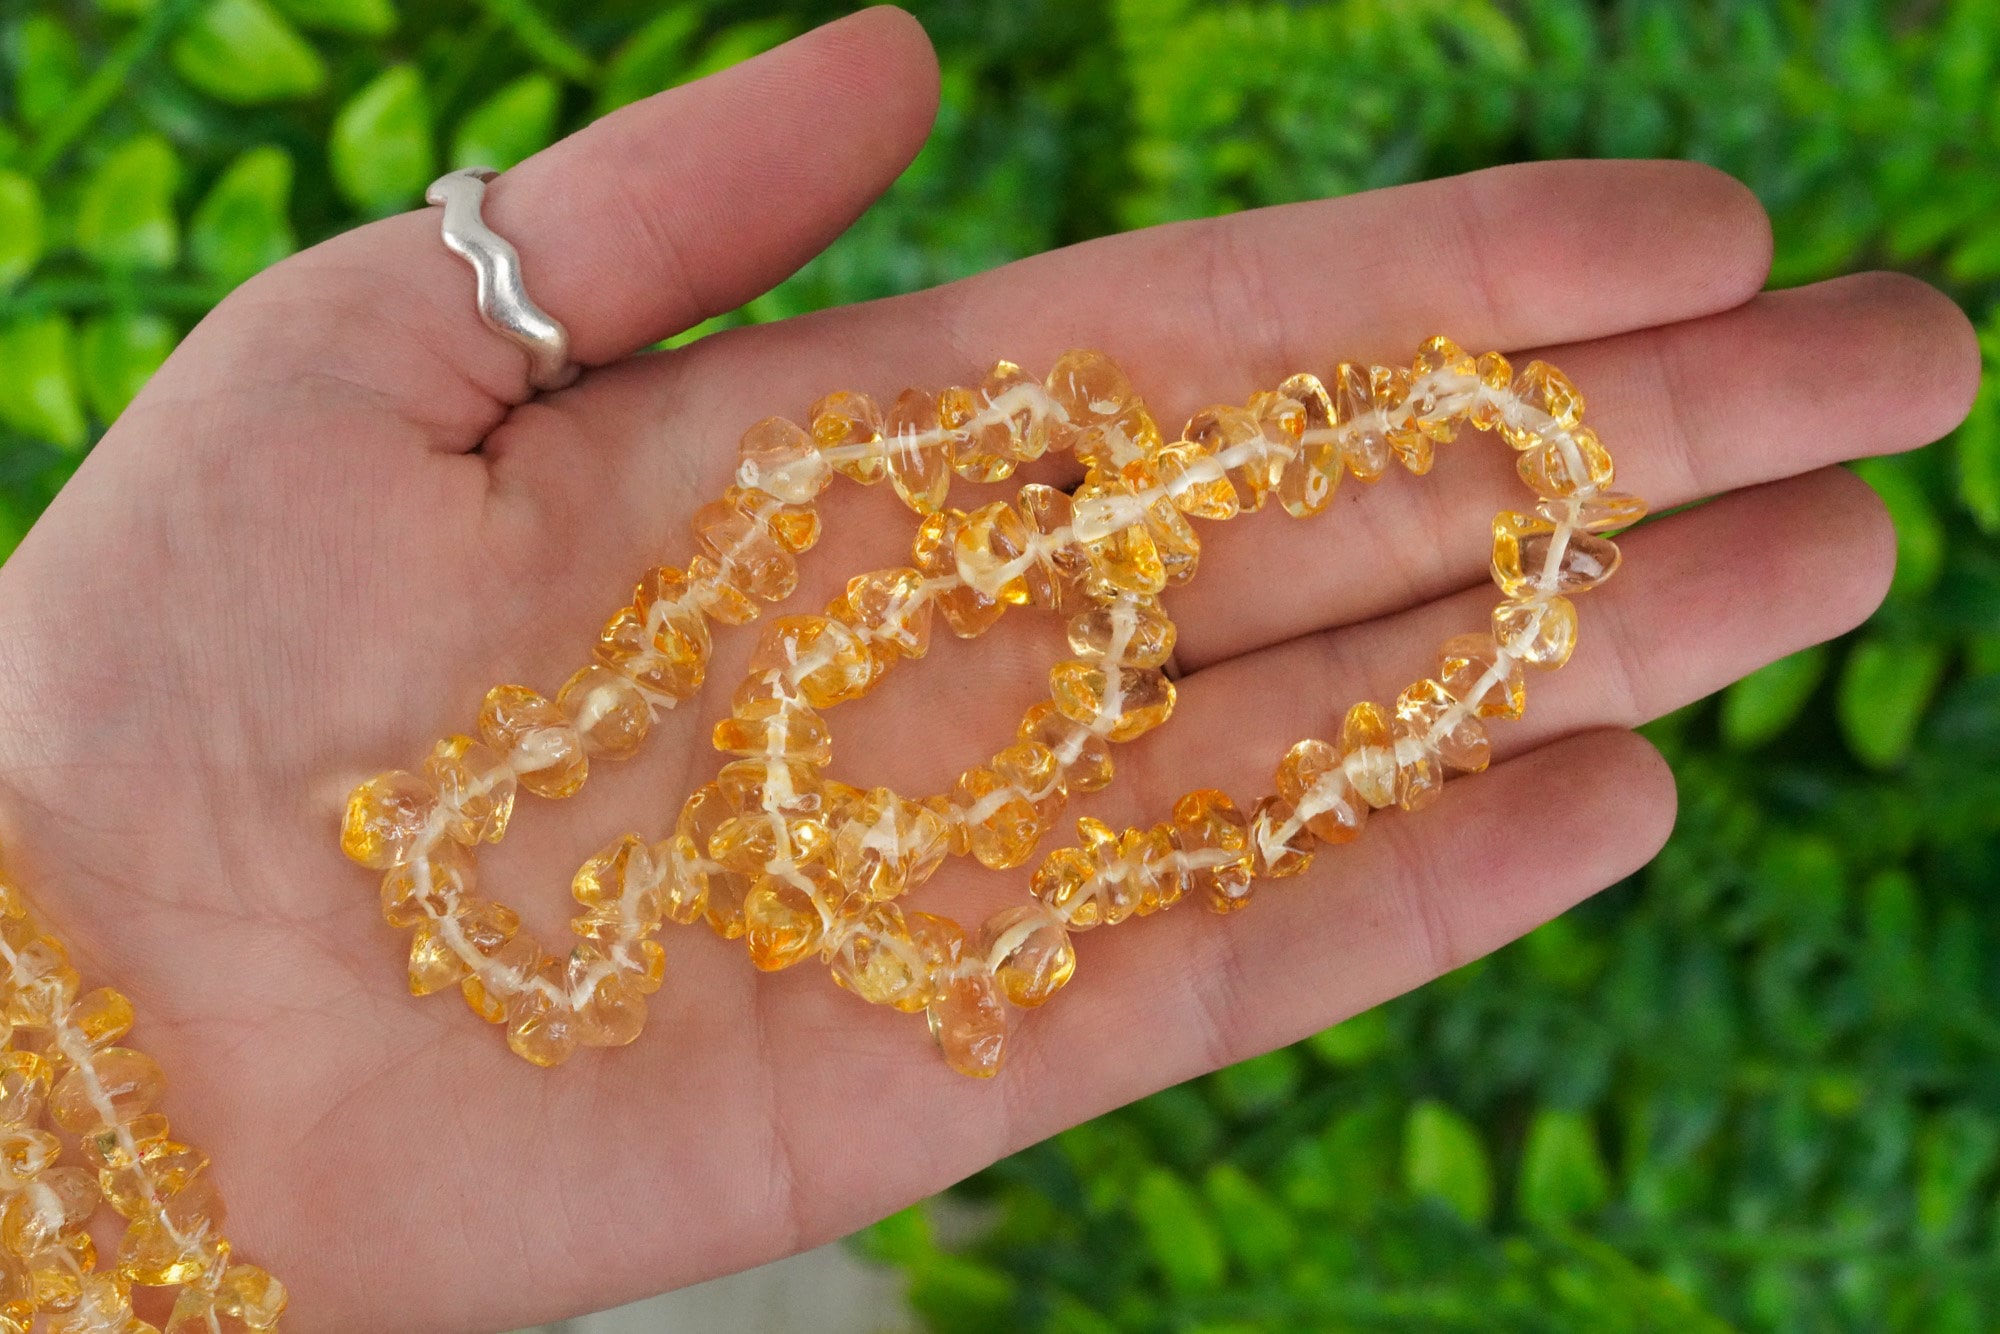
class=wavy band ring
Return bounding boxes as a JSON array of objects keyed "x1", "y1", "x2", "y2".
[{"x1": 426, "y1": 167, "x2": 580, "y2": 393}]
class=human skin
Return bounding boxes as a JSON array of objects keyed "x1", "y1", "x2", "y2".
[{"x1": 0, "y1": 7, "x2": 1978, "y2": 1331}]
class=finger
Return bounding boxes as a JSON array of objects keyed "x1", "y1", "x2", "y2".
[
  {"x1": 998, "y1": 728, "x2": 1676, "y2": 1142},
  {"x1": 193, "y1": 7, "x2": 940, "y2": 443},
  {"x1": 1168, "y1": 269, "x2": 1980, "y2": 668},
  {"x1": 1089, "y1": 466, "x2": 1889, "y2": 837}
]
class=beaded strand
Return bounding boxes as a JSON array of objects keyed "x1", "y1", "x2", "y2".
[{"x1": 341, "y1": 337, "x2": 1640, "y2": 1076}]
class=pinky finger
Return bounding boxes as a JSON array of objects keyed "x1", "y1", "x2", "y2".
[{"x1": 998, "y1": 728, "x2": 1679, "y2": 1136}]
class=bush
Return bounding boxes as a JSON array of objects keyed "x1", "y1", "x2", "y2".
[{"x1": 5, "y1": 0, "x2": 1998, "y2": 1328}]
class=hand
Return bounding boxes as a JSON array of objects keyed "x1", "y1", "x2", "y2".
[{"x1": 0, "y1": 8, "x2": 1976, "y2": 1330}]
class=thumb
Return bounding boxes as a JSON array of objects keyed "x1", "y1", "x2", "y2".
[{"x1": 187, "y1": 6, "x2": 940, "y2": 444}]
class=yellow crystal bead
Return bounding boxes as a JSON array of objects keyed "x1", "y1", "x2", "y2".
[
  {"x1": 977, "y1": 903, "x2": 1076, "y2": 1008},
  {"x1": 96, "y1": 1138, "x2": 209, "y2": 1219},
  {"x1": 381, "y1": 843, "x2": 475, "y2": 931},
  {"x1": 809, "y1": 389, "x2": 886, "y2": 484},
  {"x1": 912, "y1": 510, "x2": 1006, "y2": 638},
  {"x1": 1248, "y1": 796, "x2": 1315, "y2": 878},
  {"x1": 1020, "y1": 700, "x2": 1113, "y2": 792},
  {"x1": 884, "y1": 387, "x2": 951, "y2": 514},
  {"x1": 1499, "y1": 359, "x2": 1586, "y2": 450},
  {"x1": 1066, "y1": 597, "x2": 1176, "y2": 667},
  {"x1": 1331, "y1": 362, "x2": 1390, "y2": 481},
  {"x1": 340, "y1": 769, "x2": 435, "y2": 869},
  {"x1": 477, "y1": 684, "x2": 588, "y2": 799},
  {"x1": 0, "y1": 1129, "x2": 57, "y2": 1192},
  {"x1": 745, "y1": 876, "x2": 827, "y2": 971},
  {"x1": 736, "y1": 415, "x2": 830, "y2": 505},
  {"x1": 749, "y1": 615, "x2": 875, "y2": 709},
  {"x1": 1274, "y1": 372, "x2": 1340, "y2": 518},
  {"x1": 841, "y1": 567, "x2": 933, "y2": 660},
  {"x1": 1438, "y1": 632, "x2": 1527, "y2": 721},
  {"x1": 49, "y1": 1047, "x2": 164, "y2": 1134},
  {"x1": 1469, "y1": 350, "x2": 1512, "y2": 432},
  {"x1": 407, "y1": 922, "x2": 469, "y2": 995},
  {"x1": 1046, "y1": 348, "x2": 1160, "y2": 473},
  {"x1": 949, "y1": 767, "x2": 1042, "y2": 871},
  {"x1": 423, "y1": 735, "x2": 516, "y2": 844},
  {"x1": 1173, "y1": 789, "x2": 1254, "y2": 912},
  {"x1": 928, "y1": 972, "x2": 1007, "y2": 1078},
  {"x1": 0, "y1": 1165, "x2": 95, "y2": 1253},
  {"x1": 712, "y1": 698, "x2": 833, "y2": 766},
  {"x1": 900, "y1": 911, "x2": 967, "y2": 1012},
  {"x1": 504, "y1": 976, "x2": 577, "y2": 1067},
  {"x1": 1492, "y1": 512, "x2": 1622, "y2": 598},
  {"x1": 557, "y1": 664, "x2": 652, "y2": 760},
  {"x1": 67, "y1": 986, "x2": 134, "y2": 1049},
  {"x1": 1339, "y1": 702, "x2": 1398, "y2": 810},
  {"x1": 214, "y1": 1263, "x2": 288, "y2": 1329},
  {"x1": 954, "y1": 501, "x2": 1036, "y2": 604},
  {"x1": 1397, "y1": 677, "x2": 1492, "y2": 774},
  {"x1": 686, "y1": 554, "x2": 760, "y2": 626},
  {"x1": 992, "y1": 741, "x2": 1064, "y2": 822},
  {"x1": 1517, "y1": 424, "x2": 1614, "y2": 498},
  {"x1": 830, "y1": 904, "x2": 922, "y2": 1008},
  {"x1": 831, "y1": 788, "x2": 950, "y2": 902},
  {"x1": 1048, "y1": 660, "x2": 1176, "y2": 742},
  {"x1": 693, "y1": 489, "x2": 801, "y2": 601},
  {"x1": 1493, "y1": 595, "x2": 1579, "y2": 669}
]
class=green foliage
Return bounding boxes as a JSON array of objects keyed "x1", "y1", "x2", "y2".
[{"x1": 2, "y1": 1, "x2": 1997, "y2": 1330}]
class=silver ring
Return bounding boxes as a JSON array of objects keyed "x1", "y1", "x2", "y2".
[{"x1": 425, "y1": 167, "x2": 579, "y2": 393}]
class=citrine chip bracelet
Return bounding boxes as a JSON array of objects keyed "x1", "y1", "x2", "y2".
[{"x1": 339, "y1": 336, "x2": 1639, "y2": 1079}]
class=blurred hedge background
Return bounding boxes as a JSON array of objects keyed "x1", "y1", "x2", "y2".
[{"x1": 4, "y1": 0, "x2": 1998, "y2": 1328}]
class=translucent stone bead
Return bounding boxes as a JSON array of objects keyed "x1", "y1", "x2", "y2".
[
  {"x1": 1339, "y1": 702, "x2": 1398, "y2": 810},
  {"x1": 0, "y1": 1165, "x2": 95, "y2": 1253},
  {"x1": 736, "y1": 416, "x2": 830, "y2": 504},
  {"x1": 1275, "y1": 372, "x2": 1340, "y2": 518},
  {"x1": 96, "y1": 1138, "x2": 208, "y2": 1219},
  {"x1": 47, "y1": 1270, "x2": 132, "y2": 1334},
  {"x1": 1396, "y1": 678, "x2": 1492, "y2": 773},
  {"x1": 1245, "y1": 391, "x2": 1307, "y2": 500},
  {"x1": 831, "y1": 788, "x2": 950, "y2": 902},
  {"x1": 1180, "y1": 404, "x2": 1267, "y2": 510},
  {"x1": 383, "y1": 845, "x2": 477, "y2": 931},
  {"x1": 1468, "y1": 350, "x2": 1513, "y2": 432},
  {"x1": 1124, "y1": 822, "x2": 1187, "y2": 916},
  {"x1": 693, "y1": 489, "x2": 802, "y2": 602},
  {"x1": 570, "y1": 834, "x2": 663, "y2": 926},
  {"x1": 1438, "y1": 632, "x2": 1527, "y2": 721},
  {"x1": 899, "y1": 910, "x2": 968, "y2": 1012},
  {"x1": 972, "y1": 360, "x2": 1056, "y2": 467},
  {"x1": 1015, "y1": 483, "x2": 1090, "y2": 610},
  {"x1": 1517, "y1": 424, "x2": 1614, "y2": 497},
  {"x1": 49, "y1": 1047, "x2": 164, "y2": 1134},
  {"x1": 1331, "y1": 363, "x2": 1390, "y2": 481},
  {"x1": 1020, "y1": 701, "x2": 1113, "y2": 792},
  {"x1": 676, "y1": 785, "x2": 751, "y2": 938},
  {"x1": 1492, "y1": 513, "x2": 1621, "y2": 598},
  {"x1": 460, "y1": 935, "x2": 539, "y2": 1023},
  {"x1": 557, "y1": 665, "x2": 652, "y2": 759},
  {"x1": 710, "y1": 812, "x2": 828, "y2": 874},
  {"x1": 1155, "y1": 437, "x2": 1241, "y2": 520},
  {"x1": 712, "y1": 698, "x2": 833, "y2": 766},
  {"x1": 407, "y1": 923, "x2": 469, "y2": 995},
  {"x1": 117, "y1": 1184, "x2": 227, "y2": 1284},
  {"x1": 1172, "y1": 790, "x2": 1254, "y2": 912},
  {"x1": 830, "y1": 904, "x2": 922, "y2": 1008},
  {"x1": 423, "y1": 736, "x2": 516, "y2": 844},
  {"x1": 715, "y1": 755, "x2": 824, "y2": 820},
  {"x1": 912, "y1": 511, "x2": 1006, "y2": 638},
  {"x1": 686, "y1": 554, "x2": 761, "y2": 626},
  {"x1": 1147, "y1": 496, "x2": 1204, "y2": 586},
  {"x1": 1249, "y1": 796, "x2": 1315, "y2": 878},
  {"x1": 77, "y1": 1113, "x2": 170, "y2": 1174},
  {"x1": 656, "y1": 835, "x2": 711, "y2": 928},
  {"x1": 503, "y1": 975, "x2": 577, "y2": 1067},
  {"x1": 977, "y1": 904, "x2": 1076, "y2": 1008},
  {"x1": 1045, "y1": 349, "x2": 1160, "y2": 473},
  {"x1": 949, "y1": 768, "x2": 1042, "y2": 871},
  {"x1": 748, "y1": 615, "x2": 874, "y2": 708},
  {"x1": 1554, "y1": 490, "x2": 1647, "y2": 533},
  {"x1": 1049, "y1": 660, "x2": 1176, "y2": 742},
  {"x1": 0, "y1": 1129, "x2": 56, "y2": 1192},
  {"x1": 632, "y1": 565, "x2": 715, "y2": 676},
  {"x1": 928, "y1": 972, "x2": 1007, "y2": 1078},
  {"x1": 939, "y1": 384, "x2": 1015, "y2": 484},
  {"x1": 340, "y1": 770, "x2": 436, "y2": 868},
  {"x1": 809, "y1": 389, "x2": 886, "y2": 484},
  {"x1": 214, "y1": 1263, "x2": 288, "y2": 1329},
  {"x1": 0, "y1": 1054, "x2": 47, "y2": 1128},
  {"x1": 884, "y1": 387, "x2": 950, "y2": 514},
  {"x1": 68, "y1": 986, "x2": 134, "y2": 1049},
  {"x1": 1493, "y1": 595, "x2": 1579, "y2": 670},
  {"x1": 841, "y1": 567, "x2": 933, "y2": 660},
  {"x1": 954, "y1": 501, "x2": 1036, "y2": 604},
  {"x1": 1498, "y1": 359, "x2": 1585, "y2": 450},
  {"x1": 477, "y1": 685, "x2": 587, "y2": 799},
  {"x1": 744, "y1": 876, "x2": 826, "y2": 971},
  {"x1": 1390, "y1": 719, "x2": 1445, "y2": 812},
  {"x1": 28, "y1": 1232, "x2": 93, "y2": 1309},
  {"x1": 1366, "y1": 365, "x2": 1432, "y2": 474},
  {"x1": 1066, "y1": 598, "x2": 1176, "y2": 667},
  {"x1": 1409, "y1": 335, "x2": 1475, "y2": 441},
  {"x1": 992, "y1": 741, "x2": 1064, "y2": 822},
  {"x1": 2, "y1": 936, "x2": 75, "y2": 1029}
]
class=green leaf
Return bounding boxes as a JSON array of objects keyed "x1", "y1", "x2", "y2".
[
  {"x1": 75, "y1": 137, "x2": 181, "y2": 272},
  {"x1": 904, "y1": 1254, "x2": 1015, "y2": 1332},
  {"x1": 16, "y1": 16, "x2": 84, "y2": 130},
  {"x1": 331, "y1": 66, "x2": 436, "y2": 214},
  {"x1": 1852, "y1": 456, "x2": 1945, "y2": 600},
  {"x1": 191, "y1": 147, "x2": 297, "y2": 285},
  {"x1": 1307, "y1": 1007, "x2": 1390, "y2": 1067},
  {"x1": 0, "y1": 316, "x2": 87, "y2": 450},
  {"x1": 1403, "y1": 1101, "x2": 1493, "y2": 1224},
  {"x1": 450, "y1": 73, "x2": 561, "y2": 172},
  {"x1": 1947, "y1": 225, "x2": 2000, "y2": 285},
  {"x1": 1210, "y1": 1047, "x2": 1302, "y2": 1117},
  {"x1": 1720, "y1": 646, "x2": 1828, "y2": 749},
  {"x1": 1133, "y1": 1168, "x2": 1227, "y2": 1296},
  {"x1": 688, "y1": 18, "x2": 798, "y2": 82},
  {"x1": 1203, "y1": 1163, "x2": 1298, "y2": 1274},
  {"x1": 1837, "y1": 636, "x2": 1950, "y2": 770},
  {"x1": 171, "y1": 0, "x2": 328, "y2": 105},
  {"x1": 597, "y1": 5, "x2": 703, "y2": 115},
  {"x1": 77, "y1": 313, "x2": 177, "y2": 422},
  {"x1": 0, "y1": 172, "x2": 45, "y2": 290},
  {"x1": 1916, "y1": 1108, "x2": 2000, "y2": 1242},
  {"x1": 273, "y1": 0, "x2": 397, "y2": 37},
  {"x1": 1518, "y1": 1109, "x2": 1613, "y2": 1227},
  {"x1": 1954, "y1": 372, "x2": 2000, "y2": 534}
]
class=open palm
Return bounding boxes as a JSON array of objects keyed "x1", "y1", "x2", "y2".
[{"x1": 0, "y1": 10, "x2": 1977, "y2": 1331}]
